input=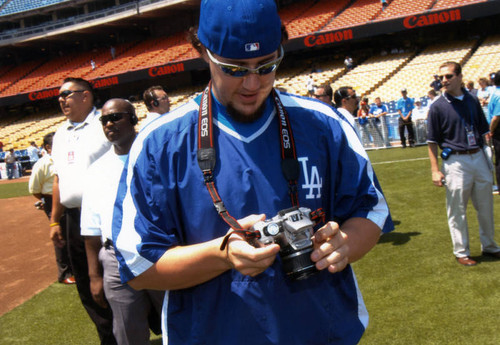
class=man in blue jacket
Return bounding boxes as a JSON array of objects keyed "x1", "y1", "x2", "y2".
[{"x1": 113, "y1": 1, "x2": 393, "y2": 344}]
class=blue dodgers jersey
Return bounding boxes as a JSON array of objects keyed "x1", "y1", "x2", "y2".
[{"x1": 113, "y1": 91, "x2": 393, "y2": 344}]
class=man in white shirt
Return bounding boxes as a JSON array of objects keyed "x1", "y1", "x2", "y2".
[
  {"x1": 412, "y1": 99, "x2": 428, "y2": 143},
  {"x1": 412, "y1": 99, "x2": 428, "y2": 120},
  {"x1": 305, "y1": 75, "x2": 315, "y2": 96},
  {"x1": 4, "y1": 148, "x2": 17, "y2": 179},
  {"x1": 140, "y1": 85, "x2": 170, "y2": 129},
  {"x1": 49, "y1": 77, "x2": 115, "y2": 344},
  {"x1": 81, "y1": 99, "x2": 163, "y2": 344},
  {"x1": 333, "y1": 86, "x2": 361, "y2": 139}
]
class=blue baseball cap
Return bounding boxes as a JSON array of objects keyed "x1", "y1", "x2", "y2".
[{"x1": 198, "y1": 0, "x2": 282, "y2": 59}]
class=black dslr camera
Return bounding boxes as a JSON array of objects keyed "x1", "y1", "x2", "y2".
[{"x1": 251, "y1": 206, "x2": 318, "y2": 280}]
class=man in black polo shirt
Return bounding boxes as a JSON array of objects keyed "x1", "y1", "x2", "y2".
[{"x1": 427, "y1": 61, "x2": 500, "y2": 266}]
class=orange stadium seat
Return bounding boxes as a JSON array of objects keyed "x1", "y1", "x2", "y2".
[
  {"x1": 279, "y1": 0, "x2": 316, "y2": 25},
  {"x1": 0, "y1": 61, "x2": 43, "y2": 95},
  {"x1": 324, "y1": 0, "x2": 383, "y2": 30},
  {"x1": 285, "y1": 0, "x2": 350, "y2": 38},
  {"x1": 433, "y1": 0, "x2": 487, "y2": 10},
  {"x1": 377, "y1": 0, "x2": 435, "y2": 20}
]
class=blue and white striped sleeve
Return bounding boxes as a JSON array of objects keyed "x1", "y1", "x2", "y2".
[{"x1": 112, "y1": 114, "x2": 185, "y2": 283}]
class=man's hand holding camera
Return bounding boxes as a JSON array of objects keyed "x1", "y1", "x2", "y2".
[
  {"x1": 226, "y1": 211, "x2": 352, "y2": 278},
  {"x1": 311, "y1": 221, "x2": 349, "y2": 274},
  {"x1": 225, "y1": 214, "x2": 281, "y2": 277}
]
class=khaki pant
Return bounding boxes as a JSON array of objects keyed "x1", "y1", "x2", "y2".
[{"x1": 443, "y1": 150, "x2": 500, "y2": 257}]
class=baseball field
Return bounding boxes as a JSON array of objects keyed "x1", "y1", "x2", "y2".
[{"x1": 0, "y1": 145, "x2": 499, "y2": 344}]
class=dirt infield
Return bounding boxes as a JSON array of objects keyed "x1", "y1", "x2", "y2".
[{"x1": 0, "y1": 192, "x2": 57, "y2": 316}]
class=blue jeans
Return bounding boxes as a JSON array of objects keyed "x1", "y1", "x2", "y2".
[{"x1": 6, "y1": 163, "x2": 14, "y2": 179}]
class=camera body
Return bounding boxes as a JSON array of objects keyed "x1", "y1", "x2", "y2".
[{"x1": 251, "y1": 206, "x2": 318, "y2": 280}]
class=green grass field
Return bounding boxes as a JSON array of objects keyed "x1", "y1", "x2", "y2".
[{"x1": 1, "y1": 145, "x2": 499, "y2": 344}]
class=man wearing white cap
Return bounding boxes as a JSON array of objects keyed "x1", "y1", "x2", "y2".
[{"x1": 112, "y1": 1, "x2": 393, "y2": 344}]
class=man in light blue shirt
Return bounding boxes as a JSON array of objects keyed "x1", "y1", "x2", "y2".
[
  {"x1": 396, "y1": 88, "x2": 415, "y2": 148},
  {"x1": 27, "y1": 141, "x2": 40, "y2": 169}
]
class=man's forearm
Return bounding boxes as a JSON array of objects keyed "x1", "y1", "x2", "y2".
[
  {"x1": 84, "y1": 236, "x2": 104, "y2": 279},
  {"x1": 342, "y1": 218, "x2": 381, "y2": 264},
  {"x1": 128, "y1": 236, "x2": 231, "y2": 291},
  {"x1": 50, "y1": 175, "x2": 64, "y2": 223},
  {"x1": 428, "y1": 143, "x2": 440, "y2": 172}
]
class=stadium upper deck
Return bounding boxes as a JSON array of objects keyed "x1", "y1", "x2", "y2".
[{"x1": 0, "y1": 0, "x2": 66, "y2": 17}]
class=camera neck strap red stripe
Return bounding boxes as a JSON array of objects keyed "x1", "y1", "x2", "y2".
[{"x1": 197, "y1": 82, "x2": 300, "y2": 249}]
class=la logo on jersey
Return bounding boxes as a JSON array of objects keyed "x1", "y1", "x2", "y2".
[{"x1": 298, "y1": 157, "x2": 322, "y2": 199}]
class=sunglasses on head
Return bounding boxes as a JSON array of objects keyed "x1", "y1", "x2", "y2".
[
  {"x1": 99, "y1": 112, "x2": 128, "y2": 125},
  {"x1": 59, "y1": 90, "x2": 86, "y2": 99},
  {"x1": 438, "y1": 74, "x2": 455, "y2": 81},
  {"x1": 206, "y1": 46, "x2": 284, "y2": 77}
]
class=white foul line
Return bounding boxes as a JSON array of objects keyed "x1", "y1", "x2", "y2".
[{"x1": 371, "y1": 157, "x2": 428, "y2": 165}]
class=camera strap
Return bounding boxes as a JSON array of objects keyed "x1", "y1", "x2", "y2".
[{"x1": 197, "y1": 82, "x2": 300, "y2": 250}]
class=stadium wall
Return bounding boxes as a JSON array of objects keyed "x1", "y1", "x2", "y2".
[{"x1": 0, "y1": 0, "x2": 499, "y2": 108}]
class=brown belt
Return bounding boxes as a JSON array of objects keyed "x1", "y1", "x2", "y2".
[{"x1": 453, "y1": 148, "x2": 481, "y2": 155}]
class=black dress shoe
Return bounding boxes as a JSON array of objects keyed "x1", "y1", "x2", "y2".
[
  {"x1": 456, "y1": 256, "x2": 477, "y2": 266},
  {"x1": 482, "y1": 251, "x2": 500, "y2": 259}
]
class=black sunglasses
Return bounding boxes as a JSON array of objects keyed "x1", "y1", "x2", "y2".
[
  {"x1": 438, "y1": 74, "x2": 455, "y2": 81},
  {"x1": 99, "y1": 112, "x2": 128, "y2": 125},
  {"x1": 59, "y1": 90, "x2": 86, "y2": 99}
]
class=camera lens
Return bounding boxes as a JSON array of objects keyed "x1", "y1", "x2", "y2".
[{"x1": 281, "y1": 247, "x2": 318, "y2": 280}]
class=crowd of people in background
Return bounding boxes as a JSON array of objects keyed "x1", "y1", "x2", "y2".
[
  {"x1": 304, "y1": 69, "x2": 497, "y2": 150},
  {"x1": 2, "y1": 58, "x2": 498, "y2": 175}
]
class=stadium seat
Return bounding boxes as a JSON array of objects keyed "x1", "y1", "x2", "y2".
[
  {"x1": 462, "y1": 35, "x2": 500, "y2": 83},
  {"x1": 377, "y1": 0, "x2": 435, "y2": 20},
  {"x1": 432, "y1": 0, "x2": 487, "y2": 10},
  {"x1": 324, "y1": 0, "x2": 382, "y2": 31},
  {"x1": 368, "y1": 40, "x2": 476, "y2": 101}
]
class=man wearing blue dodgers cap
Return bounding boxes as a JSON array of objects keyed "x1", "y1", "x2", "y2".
[{"x1": 112, "y1": 0, "x2": 394, "y2": 344}]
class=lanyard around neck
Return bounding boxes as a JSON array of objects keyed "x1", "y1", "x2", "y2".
[{"x1": 197, "y1": 82, "x2": 300, "y2": 249}]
